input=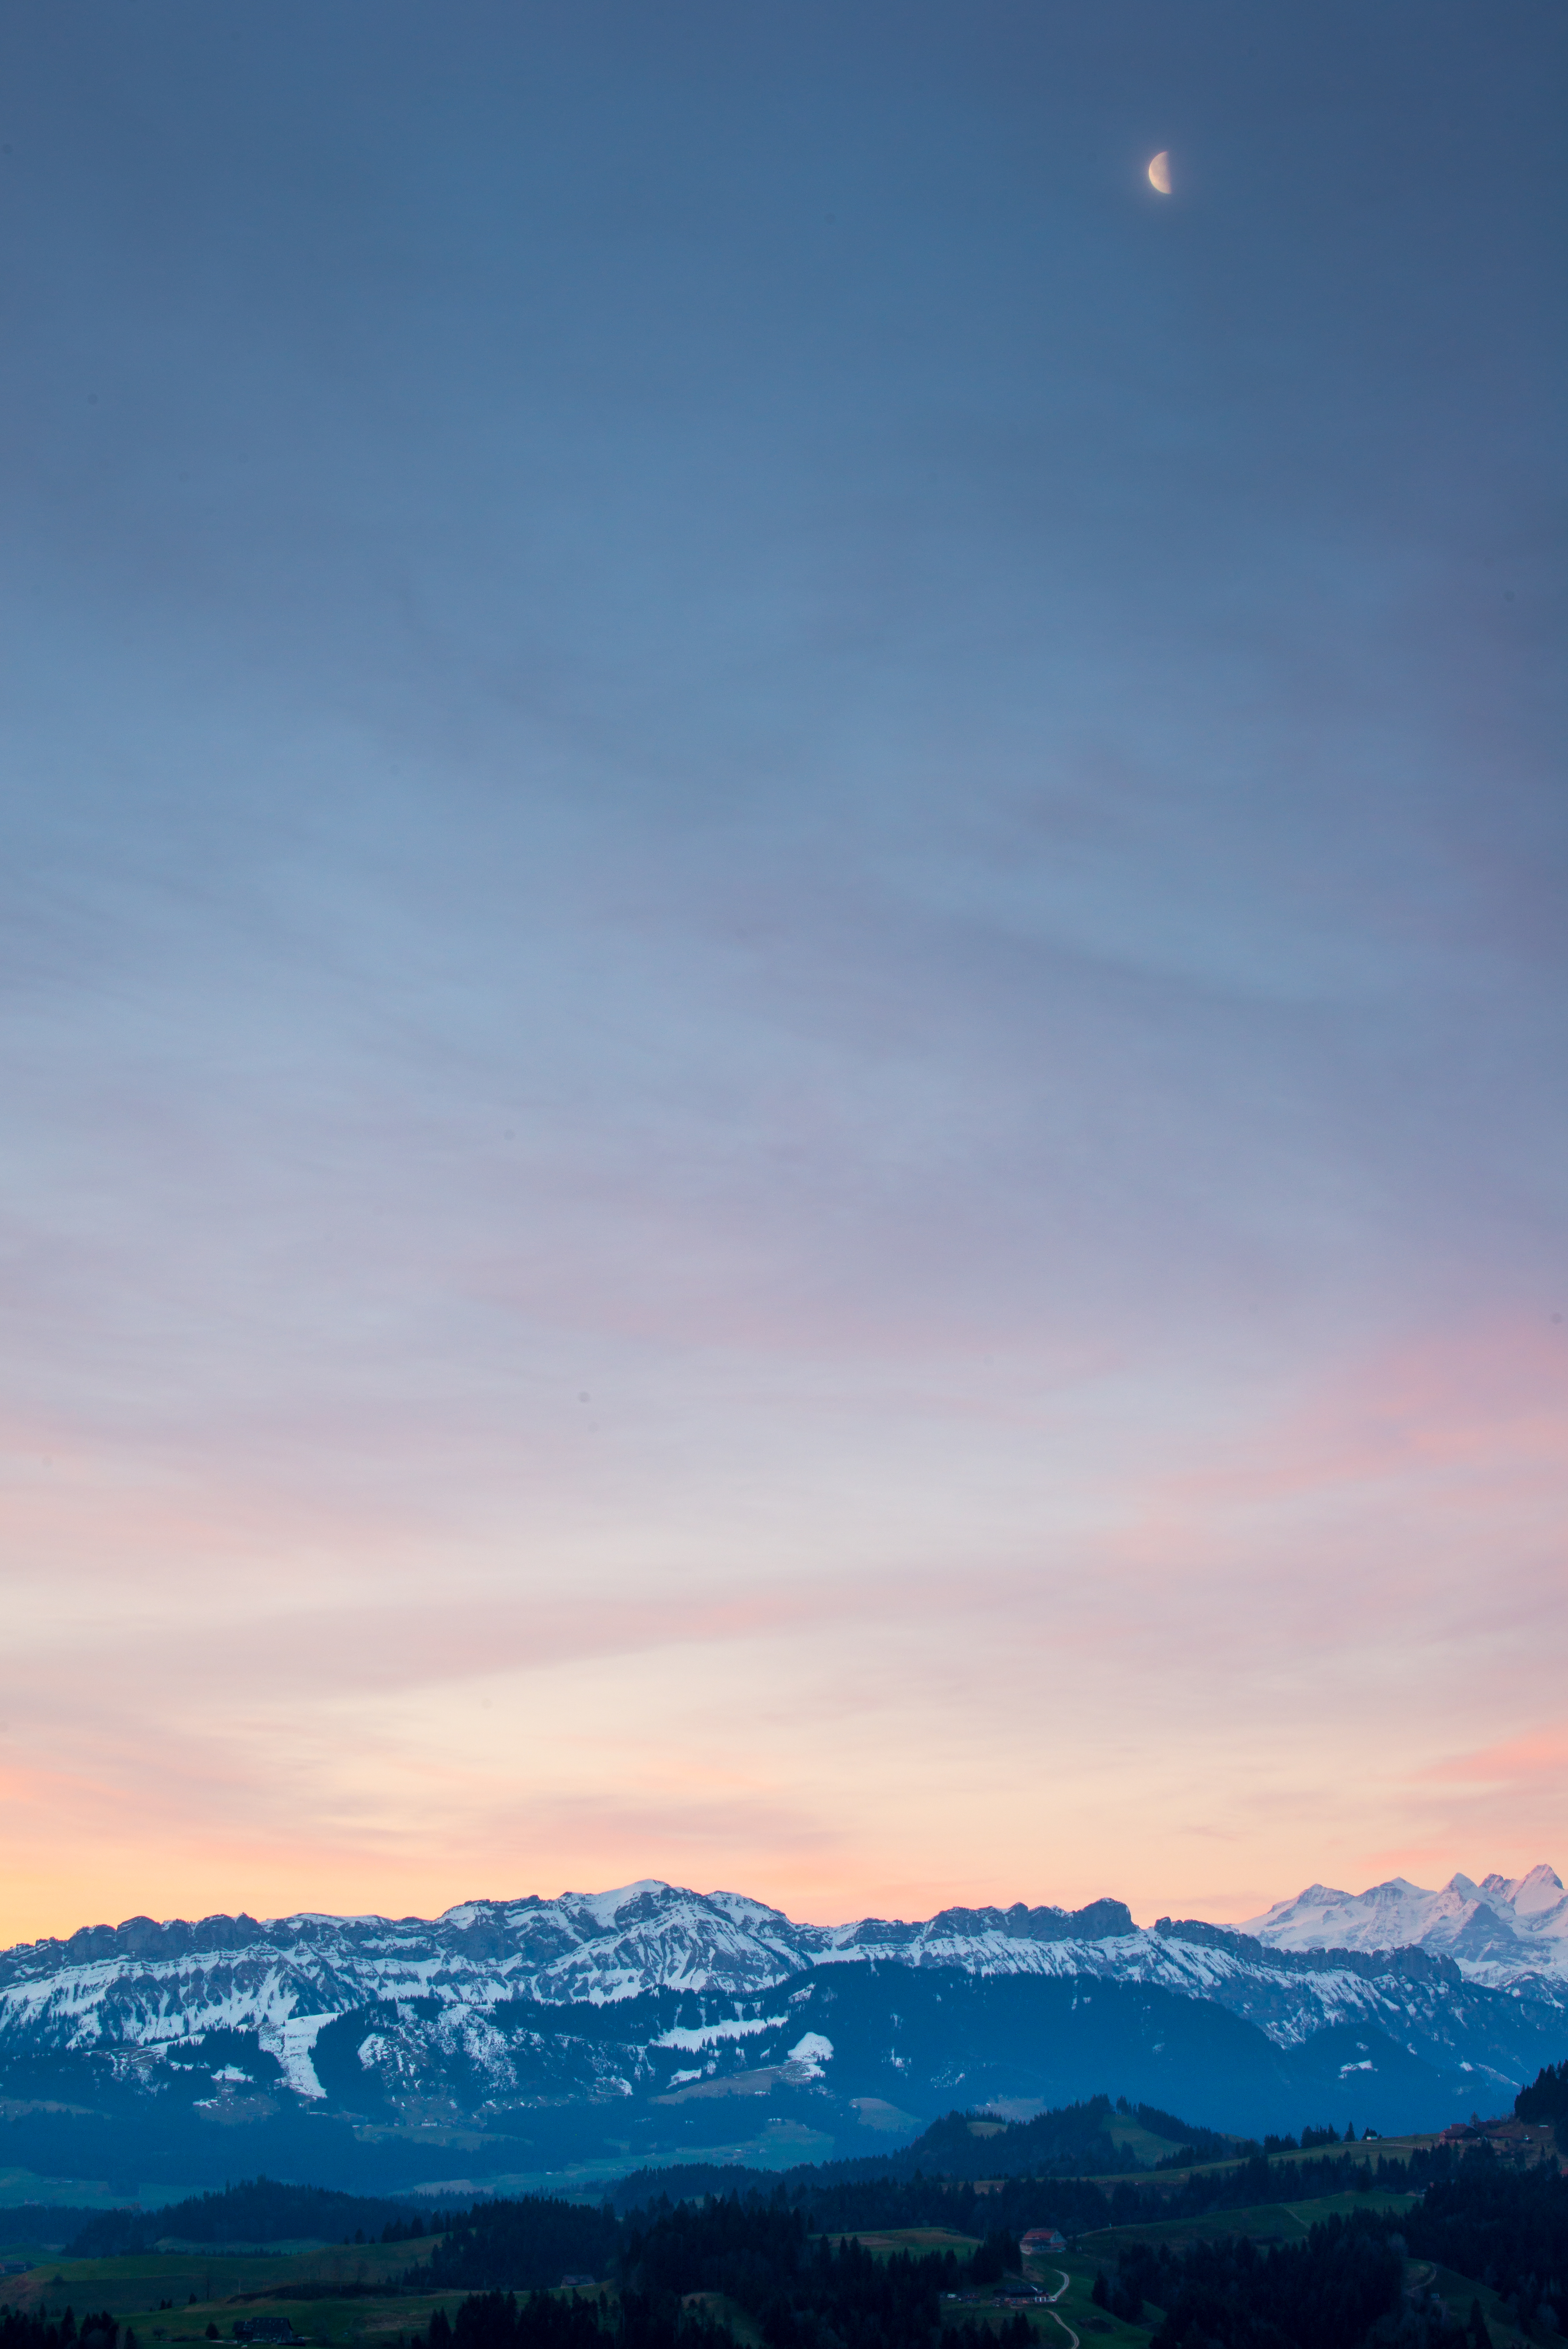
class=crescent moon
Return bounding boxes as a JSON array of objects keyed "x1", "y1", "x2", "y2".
[{"x1": 1148, "y1": 151, "x2": 1172, "y2": 194}]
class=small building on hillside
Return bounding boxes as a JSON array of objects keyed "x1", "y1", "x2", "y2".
[
  {"x1": 1020, "y1": 2228, "x2": 1067, "y2": 2256},
  {"x1": 1438, "y1": 2118, "x2": 1555, "y2": 2164}
]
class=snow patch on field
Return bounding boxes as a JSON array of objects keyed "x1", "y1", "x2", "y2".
[
  {"x1": 273, "y1": 2012, "x2": 333, "y2": 2098},
  {"x1": 787, "y1": 2032, "x2": 834, "y2": 2077},
  {"x1": 654, "y1": 2016, "x2": 784, "y2": 2051}
]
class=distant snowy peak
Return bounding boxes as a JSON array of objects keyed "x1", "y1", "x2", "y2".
[
  {"x1": 1486, "y1": 1865, "x2": 1568, "y2": 1921},
  {"x1": 1242, "y1": 1865, "x2": 1568, "y2": 1983}
]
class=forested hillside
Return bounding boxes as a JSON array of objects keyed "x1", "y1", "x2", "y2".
[{"x1": 397, "y1": 2154, "x2": 1565, "y2": 2349}]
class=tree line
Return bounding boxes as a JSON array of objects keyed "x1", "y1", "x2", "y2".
[
  {"x1": 405, "y1": 2141, "x2": 1566, "y2": 2349},
  {"x1": 400, "y1": 2137, "x2": 1552, "y2": 2299},
  {"x1": 414, "y1": 2200, "x2": 1034, "y2": 2349},
  {"x1": 0, "y1": 2310, "x2": 135, "y2": 2349},
  {"x1": 66, "y1": 2179, "x2": 434, "y2": 2259}
]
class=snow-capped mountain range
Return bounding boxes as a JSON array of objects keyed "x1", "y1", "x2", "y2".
[
  {"x1": 2, "y1": 1870, "x2": 1565, "y2": 2191},
  {"x1": 0, "y1": 1868, "x2": 1564, "y2": 2085},
  {"x1": 1242, "y1": 1866, "x2": 1568, "y2": 1989}
]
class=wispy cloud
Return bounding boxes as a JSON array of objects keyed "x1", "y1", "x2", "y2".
[{"x1": 0, "y1": 2, "x2": 1561, "y2": 1945}]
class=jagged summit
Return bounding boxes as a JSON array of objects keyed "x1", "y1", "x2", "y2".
[
  {"x1": 1241, "y1": 1864, "x2": 1568, "y2": 1987},
  {"x1": 1, "y1": 1872, "x2": 1565, "y2": 2165},
  {"x1": 1486, "y1": 1864, "x2": 1568, "y2": 1917},
  {"x1": 1, "y1": 1871, "x2": 1563, "y2": 2085},
  {"x1": 0, "y1": 1880, "x2": 1142, "y2": 2041}
]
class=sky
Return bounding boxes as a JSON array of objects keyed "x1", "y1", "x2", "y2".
[{"x1": 1, "y1": 0, "x2": 1564, "y2": 1950}]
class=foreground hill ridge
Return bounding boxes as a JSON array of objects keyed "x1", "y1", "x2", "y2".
[{"x1": 32, "y1": 2123, "x2": 1568, "y2": 2349}]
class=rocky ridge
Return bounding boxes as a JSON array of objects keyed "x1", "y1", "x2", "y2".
[{"x1": 0, "y1": 1871, "x2": 1564, "y2": 2099}]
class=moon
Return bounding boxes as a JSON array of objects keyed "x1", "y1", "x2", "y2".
[{"x1": 1148, "y1": 151, "x2": 1172, "y2": 194}]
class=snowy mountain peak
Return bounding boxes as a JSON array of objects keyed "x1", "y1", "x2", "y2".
[
  {"x1": 1241, "y1": 1863, "x2": 1568, "y2": 1986},
  {"x1": 561, "y1": 1882, "x2": 697, "y2": 1930},
  {"x1": 1484, "y1": 1864, "x2": 1566, "y2": 1918}
]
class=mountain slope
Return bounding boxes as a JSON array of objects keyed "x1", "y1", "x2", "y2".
[
  {"x1": 8, "y1": 1874, "x2": 1565, "y2": 2069},
  {"x1": 2, "y1": 1875, "x2": 1565, "y2": 2200}
]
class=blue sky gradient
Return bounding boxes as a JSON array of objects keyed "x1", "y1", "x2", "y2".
[{"x1": 1, "y1": 1, "x2": 1564, "y2": 1937}]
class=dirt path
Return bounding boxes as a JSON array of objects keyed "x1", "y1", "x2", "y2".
[{"x1": 1018, "y1": 2263, "x2": 1077, "y2": 2343}]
